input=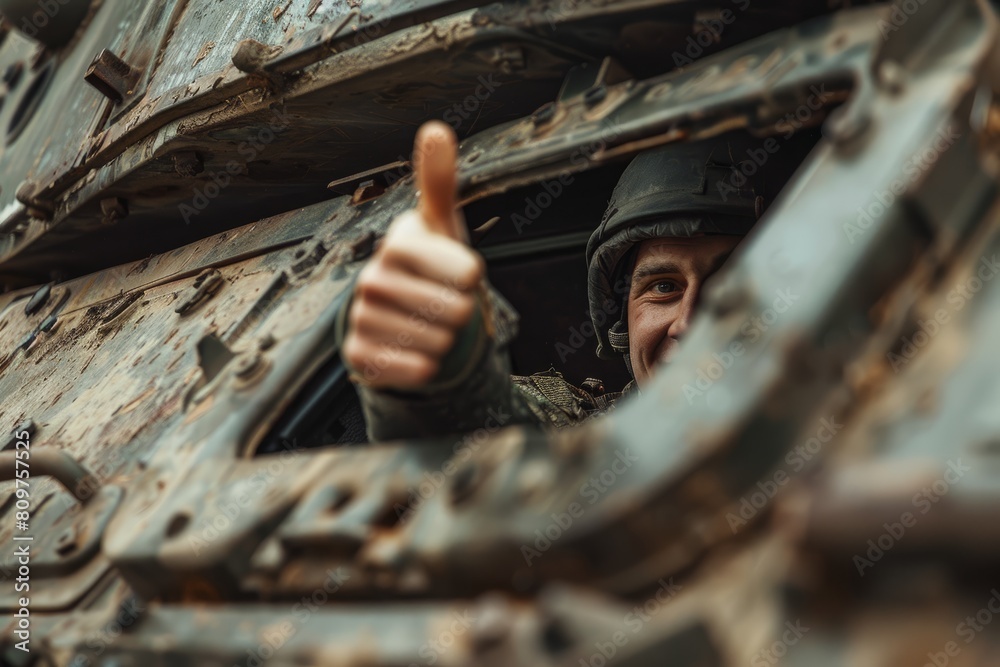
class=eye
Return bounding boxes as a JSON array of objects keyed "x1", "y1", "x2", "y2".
[{"x1": 650, "y1": 280, "x2": 681, "y2": 295}]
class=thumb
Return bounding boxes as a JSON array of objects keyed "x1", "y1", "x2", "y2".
[{"x1": 415, "y1": 121, "x2": 461, "y2": 240}]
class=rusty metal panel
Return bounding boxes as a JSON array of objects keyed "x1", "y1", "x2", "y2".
[{"x1": 0, "y1": 0, "x2": 999, "y2": 666}]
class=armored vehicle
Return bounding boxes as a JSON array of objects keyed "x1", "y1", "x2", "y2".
[{"x1": 0, "y1": 0, "x2": 999, "y2": 665}]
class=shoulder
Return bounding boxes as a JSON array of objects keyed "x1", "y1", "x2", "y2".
[{"x1": 511, "y1": 369, "x2": 621, "y2": 429}]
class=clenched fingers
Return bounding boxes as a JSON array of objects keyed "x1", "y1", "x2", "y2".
[
  {"x1": 349, "y1": 298, "x2": 457, "y2": 356},
  {"x1": 355, "y1": 263, "x2": 478, "y2": 330},
  {"x1": 341, "y1": 334, "x2": 438, "y2": 389}
]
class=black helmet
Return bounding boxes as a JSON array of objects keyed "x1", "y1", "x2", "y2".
[{"x1": 586, "y1": 131, "x2": 817, "y2": 363}]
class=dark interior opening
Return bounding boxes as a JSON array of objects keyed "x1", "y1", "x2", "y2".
[{"x1": 256, "y1": 128, "x2": 824, "y2": 454}]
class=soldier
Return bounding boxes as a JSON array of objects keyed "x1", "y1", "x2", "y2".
[{"x1": 340, "y1": 122, "x2": 812, "y2": 440}]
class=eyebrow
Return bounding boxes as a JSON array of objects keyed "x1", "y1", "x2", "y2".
[
  {"x1": 630, "y1": 248, "x2": 737, "y2": 286},
  {"x1": 631, "y1": 262, "x2": 683, "y2": 284}
]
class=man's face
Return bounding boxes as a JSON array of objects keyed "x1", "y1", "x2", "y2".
[{"x1": 626, "y1": 235, "x2": 742, "y2": 388}]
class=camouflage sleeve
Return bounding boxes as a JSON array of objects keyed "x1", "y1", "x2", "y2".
[{"x1": 336, "y1": 283, "x2": 542, "y2": 441}]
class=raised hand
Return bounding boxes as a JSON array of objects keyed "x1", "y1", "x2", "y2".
[{"x1": 342, "y1": 122, "x2": 485, "y2": 389}]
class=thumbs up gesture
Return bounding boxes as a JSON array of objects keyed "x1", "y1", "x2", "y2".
[{"x1": 342, "y1": 122, "x2": 486, "y2": 390}]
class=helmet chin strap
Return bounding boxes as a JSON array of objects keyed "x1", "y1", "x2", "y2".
[{"x1": 608, "y1": 319, "x2": 633, "y2": 378}]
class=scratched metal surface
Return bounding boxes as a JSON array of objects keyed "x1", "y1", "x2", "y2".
[{"x1": 0, "y1": 0, "x2": 850, "y2": 286}]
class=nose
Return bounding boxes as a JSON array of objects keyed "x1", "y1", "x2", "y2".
[{"x1": 667, "y1": 286, "x2": 699, "y2": 340}]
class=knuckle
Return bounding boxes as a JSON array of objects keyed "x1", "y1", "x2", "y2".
[
  {"x1": 341, "y1": 336, "x2": 365, "y2": 370},
  {"x1": 347, "y1": 299, "x2": 365, "y2": 329},
  {"x1": 411, "y1": 356, "x2": 439, "y2": 385},
  {"x1": 471, "y1": 253, "x2": 486, "y2": 280},
  {"x1": 355, "y1": 264, "x2": 382, "y2": 295},
  {"x1": 422, "y1": 327, "x2": 455, "y2": 356},
  {"x1": 437, "y1": 328, "x2": 457, "y2": 353},
  {"x1": 454, "y1": 252, "x2": 484, "y2": 290},
  {"x1": 451, "y1": 295, "x2": 476, "y2": 325}
]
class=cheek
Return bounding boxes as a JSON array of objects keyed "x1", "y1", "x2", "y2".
[{"x1": 629, "y1": 302, "x2": 674, "y2": 347}]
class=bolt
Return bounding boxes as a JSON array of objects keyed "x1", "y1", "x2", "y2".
[
  {"x1": 24, "y1": 283, "x2": 51, "y2": 316},
  {"x1": 826, "y1": 105, "x2": 872, "y2": 146},
  {"x1": 234, "y1": 352, "x2": 263, "y2": 379},
  {"x1": 583, "y1": 84, "x2": 607, "y2": 107},
  {"x1": 532, "y1": 102, "x2": 556, "y2": 127},
  {"x1": 84, "y1": 50, "x2": 138, "y2": 103},
  {"x1": 877, "y1": 59, "x2": 906, "y2": 95},
  {"x1": 472, "y1": 593, "x2": 512, "y2": 652}
]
